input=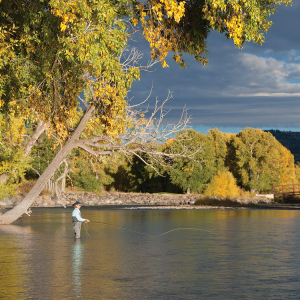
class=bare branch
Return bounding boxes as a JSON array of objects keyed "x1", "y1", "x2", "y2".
[
  {"x1": 54, "y1": 159, "x2": 69, "y2": 208},
  {"x1": 120, "y1": 46, "x2": 159, "y2": 72},
  {"x1": 73, "y1": 90, "x2": 202, "y2": 177},
  {"x1": 51, "y1": 133, "x2": 63, "y2": 150},
  {"x1": 129, "y1": 150, "x2": 165, "y2": 177},
  {"x1": 78, "y1": 95, "x2": 89, "y2": 108},
  {"x1": 75, "y1": 141, "x2": 114, "y2": 156},
  {"x1": 30, "y1": 167, "x2": 41, "y2": 177}
]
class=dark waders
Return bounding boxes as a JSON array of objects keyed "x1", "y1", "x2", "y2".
[{"x1": 72, "y1": 217, "x2": 81, "y2": 239}]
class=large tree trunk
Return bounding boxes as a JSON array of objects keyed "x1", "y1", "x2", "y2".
[{"x1": 0, "y1": 106, "x2": 94, "y2": 225}]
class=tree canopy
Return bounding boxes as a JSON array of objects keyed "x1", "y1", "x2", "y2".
[
  {"x1": 136, "y1": 0, "x2": 292, "y2": 67},
  {"x1": 227, "y1": 128, "x2": 296, "y2": 193},
  {"x1": 0, "y1": 0, "x2": 139, "y2": 138},
  {"x1": 0, "y1": 0, "x2": 292, "y2": 133},
  {"x1": 0, "y1": 0, "x2": 292, "y2": 118}
]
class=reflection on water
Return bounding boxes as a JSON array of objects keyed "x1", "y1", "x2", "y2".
[
  {"x1": 1, "y1": 208, "x2": 300, "y2": 299},
  {"x1": 72, "y1": 239, "x2": 84, "y2": 299}
]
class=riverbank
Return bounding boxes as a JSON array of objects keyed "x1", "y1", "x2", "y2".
[
  {"x1": 0, "y1": 191, "x2": 198, "y2": 207},
  {"x1": 0, "y1": 190, "x2": 277, "y2": 208}
]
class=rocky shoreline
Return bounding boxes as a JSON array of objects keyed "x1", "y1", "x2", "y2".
[
  {"x1": 0, "y1": 191, "x2": 276, "y2": 208},
  {"x1": 0, "y1": 191, "x2": 199, "y2": 208}
]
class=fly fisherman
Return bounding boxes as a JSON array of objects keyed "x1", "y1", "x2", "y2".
[{"x1": 72, "y1": 201, "x2": 90, "y2": 239}]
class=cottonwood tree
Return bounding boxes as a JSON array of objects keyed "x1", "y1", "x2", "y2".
[
  {"x1": 163, "y1": 129, "x2": 215, "y2": 194},
  {"x1": 0, "y1": 0, "x2": 291, "y2": 224},
  {"x1": 207, "y1": 128, "x2": 231, "y2": 172},
  {"x1": 0, "y1": 0, "x2": 143, "y2": 223},
  {"x1": 226, "y1": 128, "x2": 296, "y2": 193},
  {"x1": 278, "y1": 145, "x2": 297, "y2": 186}
]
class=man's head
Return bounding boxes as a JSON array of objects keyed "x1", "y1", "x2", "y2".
[{"x1": 73, "y1": 201, "x2": 82, "y2": 208}]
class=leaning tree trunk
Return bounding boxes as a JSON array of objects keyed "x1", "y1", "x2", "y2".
[{"x1": 0, "y1": 106, "x2": 95, "y2": 225}]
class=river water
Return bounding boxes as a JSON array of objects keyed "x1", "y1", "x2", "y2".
[{"x1": 1, "y1": 207, "x2": 300, "y2": 299}]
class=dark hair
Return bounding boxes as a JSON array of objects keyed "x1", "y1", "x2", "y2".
[{"x1": 72, "y1": 201, "x2": 81, "y2": 207}]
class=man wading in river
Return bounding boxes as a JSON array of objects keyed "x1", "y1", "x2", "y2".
[{"x1": 72, "y1": 201, "x2": 90, "y2": 238}]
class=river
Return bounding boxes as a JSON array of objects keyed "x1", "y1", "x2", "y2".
[{"x1": 1, "y1": 207, "x2": 300, "y2": 299}]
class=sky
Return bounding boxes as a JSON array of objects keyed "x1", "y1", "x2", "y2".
[{"x1": 129, "y1": 2, "x2": 300, "y2": 134}]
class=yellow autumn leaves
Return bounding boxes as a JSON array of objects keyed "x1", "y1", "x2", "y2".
[
  {"x1": 202, "y1": 0, "x2": 246, "y2": 48},
  {"x1": 133, "y1": 0, "x2": 292, "y2": 65},
  {"x1": 204, "y1": 171, "x2": 240, "y2": 198},
  {"x1": 134, "y1": 0, "x2": 186, "y2": 68},
  {"x1": 152, "y1": 0, "x2": 185, "y2": 22},
  {"x1": 40, "y1": 0, "x2": 133, "y2": 141},
  {"x1": 224, "y1": 15, "x2": 245, "y2": 48},
  {"x1": 202, "y1": 0, "x2": 292, "y2": 48},
  {"x1": 0, "y1": 111, "x2": 27, "y2": 146},
  {"x1": 52, "y1": 1, "x2": 77, "y2": 32},
  {"x1": 0, "y1": 112, "x2": 29, "y2": 198}
]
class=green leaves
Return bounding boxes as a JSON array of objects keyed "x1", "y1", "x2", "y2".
[
  {"x1": 0, "y1": 113, "x2": 29, "y2": 199},
  {"x1": 226, "y1": 128, "x2": 295, "y2": 193},
  {"x1": 0, "y1": 0, "x2": 141, "y2": 140},
  {"x1": 164, "y1": 129, "x2": 216, "y2": 194}
]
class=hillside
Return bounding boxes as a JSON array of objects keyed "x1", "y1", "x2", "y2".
[{"x1": 266, "y1": 130, "x2": 300, "y2": 162}]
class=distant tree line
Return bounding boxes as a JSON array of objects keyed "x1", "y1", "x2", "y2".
[
  {"x1": 265, "y1": 130, "x2": 300, "y2": 163},
  {"x1": 1, "y1": 123, "x2": 299, "y2": 199},
  {"x1": 26, "y1": 128, "x2": 300, "y2": 196}
]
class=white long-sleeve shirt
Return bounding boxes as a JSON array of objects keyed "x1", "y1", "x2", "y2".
[{"x1": 72, "y1": 207, "x2": 85, "y2": 222}]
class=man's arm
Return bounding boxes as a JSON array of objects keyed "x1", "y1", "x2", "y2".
[{"x1": 74, "y1": 209, "x2": 86, "y2": 222}]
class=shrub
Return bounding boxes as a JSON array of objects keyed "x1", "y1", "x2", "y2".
[{"x1": 204, "y1": 170, "x2": 239, "y2": 198}]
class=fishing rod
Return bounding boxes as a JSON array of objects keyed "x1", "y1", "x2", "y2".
[{"x1": 89, "y1": 220, "x2": 218, "y2": 238}]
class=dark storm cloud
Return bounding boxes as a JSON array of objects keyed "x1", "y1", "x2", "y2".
[
  {"x1": 149, "y1": 96, "x2": 300, "y2": 127},
  {"x1": 129, "y1": 2, "x2": 300, "y2": 131}
]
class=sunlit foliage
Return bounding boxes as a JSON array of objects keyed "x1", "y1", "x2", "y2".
[
  {"x1": 226, "y1": 128, "x2": 296, "y2": 193},
  {"x1": 0, "y1": 113, "x2": 29, "y2": 197},
  {"x1": 0, "y1": 0, "x2": 140, "y2": 141},
  {"x1": 204, "y1": 170, "x2": 240, "y2": 198},
  {"x1": 136, "y1": 0, "x2": 291, "y2": 68}
]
